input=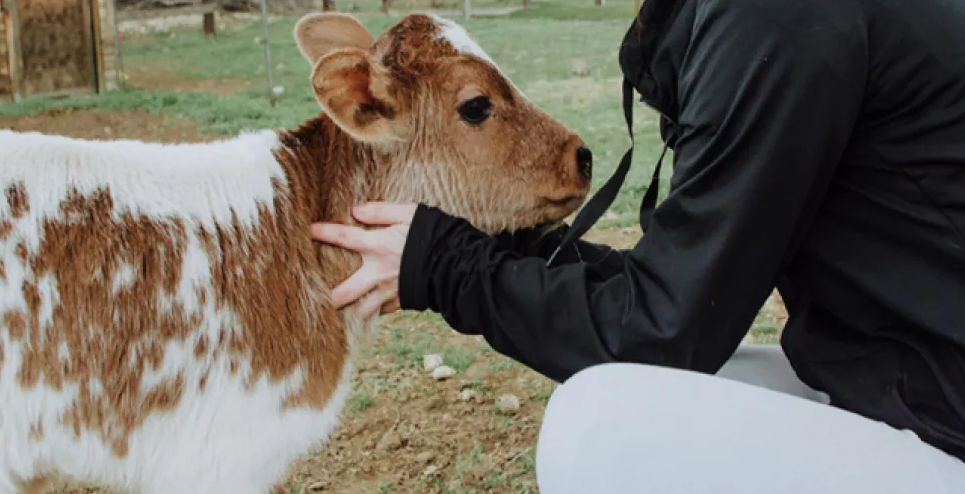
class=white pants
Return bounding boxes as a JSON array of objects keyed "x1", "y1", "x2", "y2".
[{"x1": 535, "y1": 344, "x2": 965, "y2": 493}]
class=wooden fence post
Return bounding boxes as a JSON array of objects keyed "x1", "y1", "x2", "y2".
[
  {"x1": 463, "y1": 0, "x2": 470, "y2": 21},
  {"x1": 203, "y1": 10, "x2": 216, "y2": 37},
  {"x1": 3, "y1": 0, "x2": 22, "y2": 102}
]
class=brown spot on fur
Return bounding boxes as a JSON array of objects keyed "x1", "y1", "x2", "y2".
[
  {"x1": 194, "y1": 335, "x2": 209, "y2": 358},
  {"x1": 29, "y1": 421, "x2": 43, "y2": 441},
  {"x1": 15, "y1": 241, "x2": 28, "y2": 263},
  {"x1": 15, "y1": 475, "x2": 50, "y2": 494},
  {"x1": 7, "y1": 186, "x2": 199, "y2": 457},
  {"x1": 199, "y1": 369, "x2": 210, "y2": 391},
  {"x1": 0, "y1": 220, "x2": 13, "y2": 240},
  {"x1": 11, "y1": 173, "x2": 350, "y2": 456},
  {"x1": 5, "y1": 311, "x2": 25, "y2": 340},
  {"x1": 6, "y1": 183, "x2": 29, "y2": 219}
]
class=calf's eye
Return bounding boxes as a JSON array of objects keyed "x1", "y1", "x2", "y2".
[{"x1": 458, "y1": 96, "x2": 492, "y2": 125}]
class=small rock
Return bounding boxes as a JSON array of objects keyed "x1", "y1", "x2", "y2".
[
  {"x1": 423, "y1": 354, "x2": 444, "y2": 372},
  {"x1": 460, "y1": 389, "x2": 478, "y2": 402},
  {"x1": 496, "y1": 394, "x2": 521, "y2": 415},
  {"x1": 569, "y1": 57, "x2": 590, "y2": 77},
  {"x1": 423, "y1": 465, "x2": 440, "y2": 477},
  {"x1": 431, "y1": 365, "x2": 456, "y2": 380},
  {"x1": 416, "y1": 451, "x2": 435, "y2": 463},
  {"x1": 306, "y1": 480, "x2": 328, "y2": 491},
  {"x1": 378, "y1": 431, "x2": 402, "y2": 451}
]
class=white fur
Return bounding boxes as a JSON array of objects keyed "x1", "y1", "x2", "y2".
[
  {"x1": 0, "y1": 130, "x2": 285, "y2": 232},
  {"x1": 0, "y1": 130, "x2": 359, "y2": 494},
  {"x1": 431, "y1": 14, "x2": 528, "y2": 98}
]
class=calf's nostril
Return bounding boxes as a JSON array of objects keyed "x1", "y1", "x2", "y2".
[{"x1": 576, "y1": 146, "x2": 593, "y2": 180}]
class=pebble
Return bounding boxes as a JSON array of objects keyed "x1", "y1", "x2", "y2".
[
  {"x1": 423, "y1": 465, "x2": 440, "y2": 477},
  {"x1": 460, "y1": 389, "x2": 478, "y2": 402},
  {"x1": 377, "y1": 431, "x2": 402, "y2": 451},
  {"x1": 431, "y1": 365, "x2": 456, "y2": 380},
  {"x1": 569, "y1": 58, "x2": 590, "y2": 76},
  {"x1": 423, "y1": 354, "x2": 444, "y2": 372},
  {"x1": 306, "y1": 481, "x2": 328, "y2": 491},
  {"x1": 416, "y1": 451, "x2": 435, "y2": 463},
  {"x1": 496, "y1": 394, "x2": 521, "y2": 414}
]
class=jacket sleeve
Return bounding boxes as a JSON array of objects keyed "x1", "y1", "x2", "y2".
[
  {"x1": 491, "y1": 223, "x2": 630, "y2": 268},
  {"x1": 398, "y1": 0, "x2": 868, "y2": 383}
]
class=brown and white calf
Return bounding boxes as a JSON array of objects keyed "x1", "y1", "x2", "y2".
[{"x1": 0, "y1": 11, "x2": 591, "y2": 494}]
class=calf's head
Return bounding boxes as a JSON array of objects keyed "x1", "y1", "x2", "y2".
[{"x1": 294, "y1": 12, "x2": 592, "y2": 233}]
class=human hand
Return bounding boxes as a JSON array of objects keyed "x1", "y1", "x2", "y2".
[{"x1": 310, "y1": 202, "x2": 419, "y2": 318}]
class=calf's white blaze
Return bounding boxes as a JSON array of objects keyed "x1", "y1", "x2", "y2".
[{"x1": 430, "y1": 13, "x2": 529, "y2": 99}]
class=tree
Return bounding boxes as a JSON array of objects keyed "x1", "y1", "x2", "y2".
[
  {"x1": 322, "y1": 0, "x2": 334, "y2": 10},
  {"x1": 381, "y1": 0, "x2": 392, "y2": 13}
]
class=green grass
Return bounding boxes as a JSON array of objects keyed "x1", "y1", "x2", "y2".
[{"x1": 0, "y1": 0, "x2": 667, "y2": 228}]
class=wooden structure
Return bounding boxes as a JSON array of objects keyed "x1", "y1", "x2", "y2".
[{"x1": 0, "y1": 0, "x2": 121, "y2": 102}]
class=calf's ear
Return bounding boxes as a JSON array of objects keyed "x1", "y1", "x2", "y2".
[
  {"x1": 310, "y1": 48, "x2": 405, "y2": 144},
  {"x1": 294, "y1": 12, "x2": 374, "y2": 64}
]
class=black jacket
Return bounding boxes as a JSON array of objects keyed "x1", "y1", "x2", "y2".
[{"x1": 399, "y1": 0, "x2": 965, "y2": 461}]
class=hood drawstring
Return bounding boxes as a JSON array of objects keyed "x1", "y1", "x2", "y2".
[{"x1": 546, "y1": 79, "x2": 675, "y2": 267}]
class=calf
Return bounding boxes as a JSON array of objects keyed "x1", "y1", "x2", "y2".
[{"x1": 0, "y1": 12, "x2": 592, "y2": 494}]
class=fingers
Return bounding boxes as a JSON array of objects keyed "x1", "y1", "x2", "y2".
[
  {"x1": 358, "y1": 286, "x2": 398, "y2": 319},
  {"x1": 380, "y1": 297, "x2": 401, "y2": 315},
  {"x1": 353, "y1": 202, "x2": 419, "y2": 226},
  {"x1": 330, "y1": 262, "x2": 382, "y2": 309},
  {"x1": 310, "y1": 223, "x2": 374, "y2": 252}
]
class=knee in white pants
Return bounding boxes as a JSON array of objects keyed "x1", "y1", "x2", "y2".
[
  {"x1": 534, "y1": 362, "x2": 965, "y2": 494},
  {"x1": 535, "y1": 362, "x2": 668, "y2": 494}
]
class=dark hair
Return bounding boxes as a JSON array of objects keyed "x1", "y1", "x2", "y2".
[{"x1": 634, "y1": 0, "x2": 678, "y2": 41}]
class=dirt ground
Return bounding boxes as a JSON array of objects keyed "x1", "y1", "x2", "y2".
[
  {"x1": 0, "y1": 109, "x2": 786, "y2": 494},
  {"x1": 122, "y1": 61, "x2": 255, "y2": 96},
  {"x1": 0, "y1": 108, "x2": 213, "y2": 143}
]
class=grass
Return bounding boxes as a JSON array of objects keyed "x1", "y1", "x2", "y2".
[{"x1": 0, "y1": 0, "x2": 667, "y2": 228}]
